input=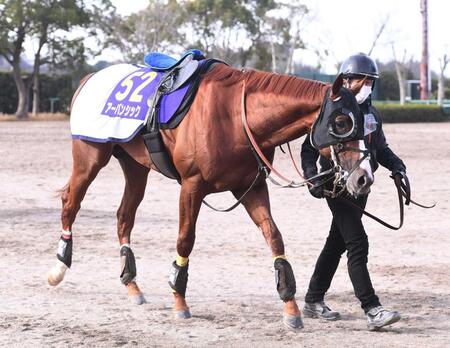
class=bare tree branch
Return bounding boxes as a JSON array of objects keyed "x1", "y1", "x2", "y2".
[
  {"x1": 391, "y1": 43, "x2": 408, "y2": 105},
  {"x1": 368, "y1": 15, "x2": 389, "y2": 55}
]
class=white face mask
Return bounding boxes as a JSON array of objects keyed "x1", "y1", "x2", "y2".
[{"x1": 355, "y1": 85, "x2": 372, "y2": 104}]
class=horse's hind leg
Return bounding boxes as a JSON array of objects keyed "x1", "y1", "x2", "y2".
[
  {"x1": 169, "y1": 177, "x2": 206, "y2": 319},
  {"x1": 116, "y1": 149, "x2": 149, "y2": 305},
  {"x1": 232, "y1": 182, "x2": 303, "y2": 330},
  {"x1": 48, "y1": 140, "x2": 113, "y2": 286}
]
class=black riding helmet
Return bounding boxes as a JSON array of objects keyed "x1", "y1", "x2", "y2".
[{"x1": 339, "y1": 53, "x2": 379, "y2": 80}]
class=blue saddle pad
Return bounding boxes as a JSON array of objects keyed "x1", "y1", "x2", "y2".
[{"x1": 144, "y1": 49, "x2": 205, "y2": 71}]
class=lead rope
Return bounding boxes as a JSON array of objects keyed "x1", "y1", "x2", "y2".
[
  {"x1": 337, "y1": 176, "x2": 406, "y2": 230},
  {"x1": 337, "y1": 175, "x2": 435, "y2": 230}
]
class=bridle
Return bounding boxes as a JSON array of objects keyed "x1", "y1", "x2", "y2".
[{"x1": 324, "y1": 142, "x2": 371, "y2": 198}]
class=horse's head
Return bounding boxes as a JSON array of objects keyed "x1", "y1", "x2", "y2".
[{"x1": 311, "y1": 74, "x2": 373, "y2": 197}]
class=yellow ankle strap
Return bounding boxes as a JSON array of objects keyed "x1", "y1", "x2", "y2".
[
  {"x1": 176, "y1": 255, "x2": 189, "y2": 267},
  {"x1": 273, "y1": 254, "x2": 287, "y2": 261}
]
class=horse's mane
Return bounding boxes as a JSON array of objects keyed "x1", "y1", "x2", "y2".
[{"x1": 203, "y1": 64, "x2": 328, "y2": 105}]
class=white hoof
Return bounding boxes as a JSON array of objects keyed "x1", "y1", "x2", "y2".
[
  {"x1": 129, "y1": 293, "x2": 147, "y2": 305},
  {"x1": 174, "y1": 309, "x2": 192, "y2": 319},
  {"x1": 47, "y1": 260, "x2": 68, "y2": 286}
]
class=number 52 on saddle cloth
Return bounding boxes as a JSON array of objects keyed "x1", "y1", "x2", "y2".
[{"x1": 70, "y1": 50, "x2": 224, "y2": 181}]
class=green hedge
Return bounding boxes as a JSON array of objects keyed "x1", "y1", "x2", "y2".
[
  {"x1": 374, "y1": 103, "x2": 450, "y2": 123},
  {"x1": 0, "y1": 72, "x2": 74, "y2": 114},
  {"x1": 0, "y1": 73, "x2": 19, "y2": 114}
]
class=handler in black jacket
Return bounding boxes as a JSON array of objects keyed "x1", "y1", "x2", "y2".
[{"x1": 301, "y1": 53, "x2": 407, "y2": 331}]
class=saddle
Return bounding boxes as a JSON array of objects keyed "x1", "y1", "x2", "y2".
[
  {"x1": 144, "y1": 49, "x2": 205, "y2": 71},
  {"x1": 140, "y1": 50, "x2": 225, "y2": 182}
]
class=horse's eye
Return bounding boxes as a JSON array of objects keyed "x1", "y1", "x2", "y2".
[
  {"x1": 335, "y1": 121, "x2": 346, "y2": 128},
  {"x1": 332, "y1": 114, "x2": 353, "y2": 136}
]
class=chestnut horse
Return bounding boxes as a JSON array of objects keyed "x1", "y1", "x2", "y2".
[{"x1": 47, "y1": 63, "x2": 372, "y2": 329}]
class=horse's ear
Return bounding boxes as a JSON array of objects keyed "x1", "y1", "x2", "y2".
[
  {"x1": 348, "y1": 77, "x2": 366, "y2": 95},
  {"x1": 330, "y1": 73, "x2": 343, "y2": 100}
]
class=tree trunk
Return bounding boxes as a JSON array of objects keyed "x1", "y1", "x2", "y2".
[
  {"x1": 32, "y1": 28, "x2": 47, "y2": 116},
  {"x1": 238, "y1": 47, "x2": 248, "y2": 68},
  {"x1": 284, "y1": 41, "x2": 295, "y2": 75},
  {"x1": 420, "y1": 0, "x2": 429, "y2": 99},
  {"x1": 32, "y1": 51, "x2": 42, "y2": 115},
  {"x1": 5, "y1": 7, "x2": 29, "y2": 119},
  {"x1": 285, "y1": 28, "x2": 300, "y2": 75},
  {"x1": 270, "y1": 38, "x2": 277, "y2": 73},
  {"x1": 437, "y1": 73, "x2": 444, "y2": 106},
  {"x1": 394, "y1": 62, "x2": 406, "y2": 105},
  {"x1": 438, "y1": 55, "x2": 449, "y2": 106},
  {"x1": 32, "y1": 71, "x2": 40, "y2": 116},
  {"x1": 12, "y1": 65, "x2": 28, "y2": 118}
]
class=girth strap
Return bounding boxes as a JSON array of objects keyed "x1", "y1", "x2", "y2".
[{"x1": 201, "y1": 166, "x2": 265, "y2": 212}]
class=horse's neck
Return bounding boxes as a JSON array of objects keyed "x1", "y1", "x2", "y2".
[{"x1": 246, "y1": 81, "x2": 328, "y2": 149}]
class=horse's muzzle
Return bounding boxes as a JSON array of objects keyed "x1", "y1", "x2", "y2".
[{"x1": 346, "y1": 167, "x2": 373, "y2": 197}]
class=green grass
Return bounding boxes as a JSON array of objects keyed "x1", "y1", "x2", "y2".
[{"x1": 372, "y1": 103, "x2": 449, "y2": 123}]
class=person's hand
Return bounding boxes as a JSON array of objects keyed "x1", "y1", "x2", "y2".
[
  {"x1": 391, "y1": 169, "x2": 410, "y2": 205},
  {"x1": 308, "y1": 184, "x2": 324, "y2": 199},
  {"x1": 391, "y1": 170, "x2": 407, "y2": 181}
]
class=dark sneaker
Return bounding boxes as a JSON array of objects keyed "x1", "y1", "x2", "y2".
[
  {"x1": 303, "y1": 301, "x2": 341, "y2": 321},
  {"x1": 366, "y1": 306, "x2": 401, "y2": 331}
]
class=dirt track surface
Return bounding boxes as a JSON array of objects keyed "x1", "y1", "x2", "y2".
[{"x1": 0, "y1": 120, "x2": 449, "y2": 347}]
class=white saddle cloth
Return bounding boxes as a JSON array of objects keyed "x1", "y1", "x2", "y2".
[{"x1": 70, "y1": 64, "x2": 150, "y2": 142}]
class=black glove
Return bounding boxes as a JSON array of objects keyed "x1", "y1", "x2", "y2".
[
  {"x1": 304, "y1": 168, "x2": 325, "y2": 199},
  {"x1": 391, "y1": 168, "x2": 406, "y2": 180},
  {"x1": 308, "y1": 184, "x2": 324, "y2": 199},
  {"x1": 391, "y1": 169, "x2": 410, "y2": 205}
]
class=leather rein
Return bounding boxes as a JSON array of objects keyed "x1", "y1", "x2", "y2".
[
  {"x1": 338, "y1": 174, "x2": 435, "y2": 230},
  {"x1": 202, "y1": 79, "x2": 435, "y2": 228}
]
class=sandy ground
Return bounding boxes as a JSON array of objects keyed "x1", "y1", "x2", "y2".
[{"x1": 0, "y1": 120, "x2": 449, "y2": 347}]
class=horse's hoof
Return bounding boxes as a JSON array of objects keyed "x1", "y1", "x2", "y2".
[
  {"x1": 283, "y1": 313, "x2": 304, "y2": 330},
  {"x1": 47, "y1": 261, "x2": 68, "y2": 286},
  {"x1": 129, "y1": 293, "x2": 147, "y2": 305},
  {"x1": 174, "y1": 308, "x2": 192, "y2": 319}
]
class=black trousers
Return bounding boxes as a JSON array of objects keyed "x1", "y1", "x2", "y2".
[{"x1": 304, "y1": 194, "x2": 381, "y2": 313}]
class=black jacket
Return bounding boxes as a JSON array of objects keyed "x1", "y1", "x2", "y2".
[{"x1": 301, "y1": 101, "x2": 406, "y2": 179}]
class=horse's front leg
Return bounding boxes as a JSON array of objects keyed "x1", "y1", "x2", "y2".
[
  {"x1": 116, "y1": 150, "x2": 150, "y2": 305},
  {"x1": 170, "y1": 177, "x2": 206, "y2": 319},
  {"x1": 233, "y1": 182, "x2": 303, "y2": 330}
]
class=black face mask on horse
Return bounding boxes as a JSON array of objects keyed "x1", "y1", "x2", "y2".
[
  {"x1": 306, "y1": 75, "x2": 371, "y2": 199},
  {"x1": 310, "y1": 83, "x2": 364, "y2": 149}
]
